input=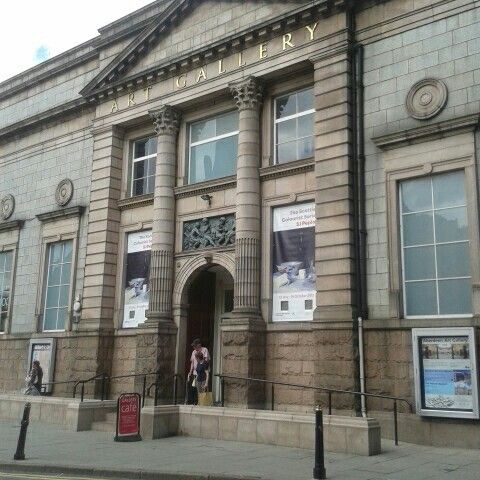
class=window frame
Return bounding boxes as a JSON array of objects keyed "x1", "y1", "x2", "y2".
[
  {"x1": 130, "y1": 136, "x2": 157, "y2": 197},
  {"x1": 386, "y1": 154, "x2": 480, "y2": 321},
  {"x1": 0, "y1": 249, "x2": 16, "y2": 334},
  {"x1": 273, "y1": 86, "x2": 315, "y2": 166},
  {"x1": 41, "y1": 240, "x2": 74, "y2": 332},
  {"x1": 187, "y1": 110, "x2": 239, "y2": 185},
  {"x1": 398, "y1": 172, "x2": 472, "y2": 319}
]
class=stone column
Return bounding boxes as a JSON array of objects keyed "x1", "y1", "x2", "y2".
[
  {"x1": 134, "y1": 106, "x2": 181, "y2": 402},
  {"x1": 220, "y1": 77, "x2": 265, "y2": 408},
  {"x1": 311, "y1": 43, "x2": 360, "y2": 410}
]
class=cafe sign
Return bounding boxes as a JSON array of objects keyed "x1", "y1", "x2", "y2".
[{"x1": 115, "y1": 393, "x2": 142, "y2": 441}]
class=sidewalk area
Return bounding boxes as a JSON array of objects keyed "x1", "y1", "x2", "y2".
[{"x1": 0, "y1": 419, "x2": 479, "y2": 480}]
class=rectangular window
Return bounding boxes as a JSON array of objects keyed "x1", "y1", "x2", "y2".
[
  {"x1": 188, "y1": 111, "x2": 239, "y2": 184},
  {"x1": 400, "y1": 171, "x2": 472, "y2": 317},
  {"x1": 43, "y1": 240, "x2": 73, "y2": 331},
  {"x1": 274, "y1": 87, "x2": 314, "y2": 164},
  {"x1": 0, "y1": 251, "x2": 13, "y2": 333},
  {"x1": 131, "y1": 137, "x2": 157, "y2": 196}
]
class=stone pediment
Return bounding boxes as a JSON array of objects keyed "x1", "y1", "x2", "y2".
[{"x1": 80, "y1": 0, "x2": 350, "y2": 101}]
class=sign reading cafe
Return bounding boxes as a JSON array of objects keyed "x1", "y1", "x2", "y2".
[
  {"x1": 123, "y1": 230, "x2": 152, "y2": 328},
  {"x1": 272, "y1": 203, "x2": 316, "y2": 322}
]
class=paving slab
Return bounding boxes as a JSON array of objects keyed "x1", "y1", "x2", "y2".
[{"x1": 0, "y1": 419, "x2": 478, "y2": 480}]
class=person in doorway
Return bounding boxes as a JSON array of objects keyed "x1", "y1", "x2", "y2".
[
  {"x1": 194, "y1": 351, "x2": 210, "y2": 395},
  {"x1": 187, "y1": 338, "x2": 210, "y2": 404},
  {"x1": 26, "y1": 360, "x2": 43, "y2": 395}
]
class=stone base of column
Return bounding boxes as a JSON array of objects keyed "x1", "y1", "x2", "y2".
[
  {"x1": 134, "y1": 322, "x2": 177, "y2": 404},
  {"x1": 220, "y1": 313, "x2": 266, "y2": 409}
]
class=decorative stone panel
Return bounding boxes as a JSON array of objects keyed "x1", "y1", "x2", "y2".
[
  {"x1": 182, "y1": 214, "x2": 235, "y2": 251},
  {"x1": 405, "y1": 78, "x2": 448, "y2": 120},
  {"x1": 55, "y1": 178, "x2": 74, "y2": 206},
  {"x1": 1, "y1": 194, "x2": 15, "y2": 220}
]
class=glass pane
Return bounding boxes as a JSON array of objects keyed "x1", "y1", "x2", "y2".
[
  {"x1": 404, "y1": 246, "x2": 435, "y2": 280},
  {"x1": 60, "y1": 262, "x2": 72, "y2": 285},
  {"x1": 133, "y1": 139, "x2": 147, "y2": 159},
  {"x1": 145, "y1": 137, "x2": 157, "y2": 157},
  {"x1": 48, "y1": 264, "x2": 61, "y2": 286},
  {"x1": 405, "y1": 281, "x2": 437, "y2": 316},
  {"x1": 297, "y1": 137, "x2": 314, "y2": 160},
  {"x1": 402, "y1": 212, "x2": 434, "y2": 246},
  {"x1": 438, "y1": 278, "x2": 472, "y2": 315},
  {"x1": 46, "y1": 287, "x2": 59, "y2": 308},
  {"x1": 58, "y1": 285, "x2": 69, "y2": 308},
  {"x1": 50, "y1": 243, "x2": 63, "y2": 264},
  {"x1": 401, "y1": 177, "x2": 432, "y2": 213},
  {"x1": 133, "y1": 160, "x2": 146, "y2": 180},
  {"x1": 1, "y1": 288, "x2": 9, "y2": 313},
  {"x1": 147, "y1": 158, "x2": 156, "y2": 177},
  {"x1": 0, "y1": 311, "x2": 6, "y2": 332},
  {"x1": 43, "y1": 309, "x2": 57, "y2": 331},
  {"x1": 298, "y1": 113, "x2": 313, "y2": 138},
  {"x1": 297, "y1": 88, "x2": 314, "y2": 112},
  {"x1": 191, "y1": 118, "x2": 215, "y2": 143},
  {"x1": 4, "y1": 252, "x2": 12, "y2": 272},
  {"x1": 63, "y1": 241, "x2": 73, "y2": 263},
  {"x1": 216, "y1": 111, "x2": 238, "y2": 135},
  {"x1": 145, "y1": 176, "x2": 154, "y2": 195},
  {"x1": 277, "y1": 119, "x2": 296, "y2": 143},
  {"x1": 277, "y1": 141, "x2": 297, "y2": 164},
  {"x1": 276, "y1": 93, "x2": 296, "y2": 119},
  {"x1": 433, "y1": 171, "x2": 466, "y2": 208},
  {"x1": 435, "y1": 207, "x2": 468, "y2": 242},
  {"x1": 57, "y1": 308, "x2": 68, "y2": 329},
  {"x1": 437, "y1": 242, "x2": 470, "y2": 278},
  {"x1": 133, "y1": 179, "x2": 145, "y2": 196}
]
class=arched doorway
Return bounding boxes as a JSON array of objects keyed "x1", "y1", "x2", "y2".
[{"x1": 182, "y1": 264, "x2": 234, "y2": 402}]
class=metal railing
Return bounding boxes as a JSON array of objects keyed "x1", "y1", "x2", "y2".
[
  {"x1": 73, "y1": 371, "x2": 158, "y2": 405},
  {"x1": 216, "y1": 374, "x2": 413, "y2": 446},
  {"x1": 39, "y1": 379, "x2": 78, "y2": 395},
  {"x1": 147, "y1": 373, "x2": 184, "y2": 406}
]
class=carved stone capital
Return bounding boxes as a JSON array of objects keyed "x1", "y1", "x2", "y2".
[
  {"x1": 230, "y1": 76, "x2": 263, "y2": 111},
  {"x1": 149, "y1": 105, "x2": 182, "y2": 136}
]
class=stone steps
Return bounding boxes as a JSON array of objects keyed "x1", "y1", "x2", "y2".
[{"x1": 90, "y1": 411, "x2": 117, "y2": 432}]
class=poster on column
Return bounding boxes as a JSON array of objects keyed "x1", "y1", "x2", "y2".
[
  {"x1": 272, "y1": 203, "x2": 316, "y2": 322},
  {"x1": 123, "y1": 230, "x2": 152, "y2": 328},
  {"x1": 413, "y1": 328, "x2": 479, "y2": 419}
]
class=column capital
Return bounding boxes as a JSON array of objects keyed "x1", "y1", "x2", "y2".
[
  {"x1": 229, "y1": 76, "x2": 263, "y2": 111},
  {"x1": 149, "y1": 105, "x2": 182, "y2": 136}
]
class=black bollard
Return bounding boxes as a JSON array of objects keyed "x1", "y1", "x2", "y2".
[
  {"x1": 14, "y1": 402, "x2": 31, "y2": 460},
  {"x1": 313, "y1": 406, "x2": 326, "y2": 479}
]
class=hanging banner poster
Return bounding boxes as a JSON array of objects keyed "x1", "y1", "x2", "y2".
[
  {"x1": 413, "y1": 328, "x2": 479, "y2": 419},
  {"x1": 272, "y1": 203, "x2": 316, "y2": 322},
  {"x1": 27, "y1": 338, "x2": 56, "y2": 394},
  {"x1": 123, "y1": 230, "x2": 152, "y2": 328}
]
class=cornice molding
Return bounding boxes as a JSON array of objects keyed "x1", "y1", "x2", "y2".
[
  {"x1": 174, "y1": 176, "x2": 237, "y2": 199},
  {"x1": 117, "y1": 194, "x2": 154, "y2": 211},
  {"x1": 0, "y1": 98, "x2": 90, "y2": 141},
  {"x1": 260, "y1": 158, "x2": 314, "y2": 181},
  {"x1": 36, "y1": 206, "x2": 85, "y2": 223},
  {"x1": 0, "y1": 220, "x2": 24, "y2": 233},
  {"x1": 81, "y1": 0, "x2": 351, "y2": 101},
  {"x1": 372, "y1": 114, "x2": 480, "y2": 150}
]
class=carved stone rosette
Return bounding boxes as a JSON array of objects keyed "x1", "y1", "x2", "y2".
[
  {"x1": 406, "y1": 78, "x2": 448, "y2": 120},
  {"x1": 1, "y1": 194, "x2": 15, "y2": 220},
  {"x1": 150, "y1": 105, "x2": 182, "y2": 136},
  {"x1": 230, "y1": 76, "x2": 263, "y2": 111},
  {"x1": 55, "y1": 178, "x2": 74, "y2": 206}
]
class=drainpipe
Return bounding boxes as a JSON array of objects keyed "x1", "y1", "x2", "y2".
[{"x1": 358, "y1": 317, "x2": 367, "y2": 417}]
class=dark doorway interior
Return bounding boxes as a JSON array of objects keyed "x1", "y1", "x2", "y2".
[{"x1": 185, "y1": 270, "x2": 216, "y2": 378}]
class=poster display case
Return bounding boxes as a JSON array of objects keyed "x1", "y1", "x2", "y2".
[
  {"x1": 27, "y1": 338, "x2": 56, "y2": 394},
  {"x1": 412, "y1": 327, "x2": 479, "y2": 419}
]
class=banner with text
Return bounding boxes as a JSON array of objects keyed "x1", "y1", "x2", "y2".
[
  {"x1": 123, "y1": 230, "x2": 152, "y2": 328},
  {"x1": 272, "y1": 203, "x2": 316, "y2": 322}
]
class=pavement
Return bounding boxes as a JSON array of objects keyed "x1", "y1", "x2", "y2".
[{"x1": 0, "y1": 419, "x2": 479, "y2": 480}]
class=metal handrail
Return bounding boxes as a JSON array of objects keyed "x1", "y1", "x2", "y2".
[
  {"x1": 215, "y1": 374, "x2": 413, "y2": 446},
  {"x1": 147, "y1": 373, "x2": 184, "y2": 406}
]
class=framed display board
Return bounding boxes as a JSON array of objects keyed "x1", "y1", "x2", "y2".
[
  {"x1": 412, "y1": 327, "x2": 479, "y2": 419},
  {"x1": 27, "y1": 338, "x2": 56, "y2": 394}
]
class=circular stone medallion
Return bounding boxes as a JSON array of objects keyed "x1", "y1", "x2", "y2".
[
  {"x1": 1, "y1": 194, "x2": 15, "y2": 220},
  {"x1": 406, "y1": 78, "x2": 448, "y2": 120},
  {"x1": 55, "y1": 179, "x2": 74, "y2": 206}
]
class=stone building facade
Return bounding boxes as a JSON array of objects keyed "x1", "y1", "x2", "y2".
[{"x1": 1, "y1": 0, "x2": 480, "y2": 446}]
